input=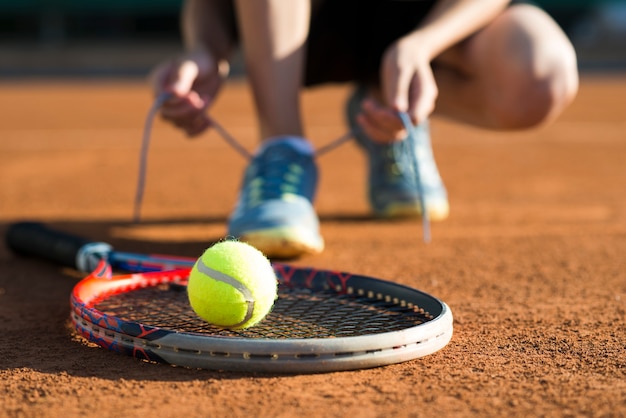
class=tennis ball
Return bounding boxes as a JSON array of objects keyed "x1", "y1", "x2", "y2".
[{"x1": 187, "y1": 240, "x2": 278, "y2": 329}]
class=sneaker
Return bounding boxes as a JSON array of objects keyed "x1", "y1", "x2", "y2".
[
  {"x1": 346, "y1": 87, "x2": 449, "y2": 220},
  {"x1": 227, "y1": 137, "x2": 324, "y2": 258}
]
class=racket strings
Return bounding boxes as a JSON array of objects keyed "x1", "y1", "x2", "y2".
[{"x1": 94, "y1": 285, "x2": 432, "y2": 339}]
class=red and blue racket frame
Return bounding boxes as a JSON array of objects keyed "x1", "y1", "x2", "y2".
[{"x1": 7, "y1": 222, "x2": 453, "y2": 373}]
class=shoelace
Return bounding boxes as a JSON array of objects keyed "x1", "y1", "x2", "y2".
[
  {"x1": 134, "y1": 92, "x2": 430, "y2": 243},
  {"x1": 246, "y1": 147, "x2": 308, "y2": 206},
  {"x1": 399, "y1": 113, "x2": 431, "y2": 243}
]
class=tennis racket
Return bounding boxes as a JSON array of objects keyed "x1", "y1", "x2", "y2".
[{"x1": 6, "y1": 222, "x2": 453, "y2": 373}]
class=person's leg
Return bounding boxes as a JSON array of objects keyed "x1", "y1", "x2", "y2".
[
  {"x1": 228, "y1": 0, "x2": 323, "y2": 258},
  {"x1": 433, "y1": 3, "x2": 579, "y2": 129},
  {"x1": 234, "y1": 0, "x2": 310, "y2": 140}
]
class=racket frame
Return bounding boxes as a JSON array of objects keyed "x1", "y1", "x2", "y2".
[
  {"x1": 6, "y1": 222, "x2": 453, "y2": 373},
  {"x1": 70, "y1": 259, "x2": 453, "y2": 373}
]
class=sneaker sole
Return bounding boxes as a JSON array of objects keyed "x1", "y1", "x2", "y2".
[
  {"x1": 238, "y1": 227, "x2": 324, "y2": 259},
  {"x1": 376, "y1": 200, "x2": 450, "y2": 221}
]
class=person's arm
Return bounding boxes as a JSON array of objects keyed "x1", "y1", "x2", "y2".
[
  {"x1": 181, "y1": 0, "x2": 236, "y2": 69},
  {"x1": 405, "y1": 0, "x2": 510, "y2": 61},
  {"x1": 383, "y1": 0, "x2": 510, "y2": 119},
  {"x1": 357, "y1": 0, "x2": 510, "y2": 142},
  {"x1": 152, "y1": 0, "x2": 236, "y2": 137}
]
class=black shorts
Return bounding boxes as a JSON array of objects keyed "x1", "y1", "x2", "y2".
[{"x1": 305, "y1": 0, "x2": 437, "y2": 87}]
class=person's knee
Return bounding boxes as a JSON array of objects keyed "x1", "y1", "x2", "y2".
[
  {"x1": 493, "y1": 64, "x2": 578, "y2": 130},
  {"x1": 488, "y1": 4, "x2": 579, "y2": 129}
]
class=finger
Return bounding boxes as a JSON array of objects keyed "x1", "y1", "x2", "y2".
[
  {"x1": 409, "y1": 72, "x2": 438, "y2": 125},
  {"x1": 162, "y1": 94, "x2": 211, "y2": 136},
  {"x1": 361, "y1": 99, "x2": 404, "y2": 133},
  {"x1": 161, "y1": 102, "x2": 201, "y2": 124},
  {"x1": 409, "y1": 93, "x2": 435, "y2": 126},
  {"x1": 168, "y1": 59, "x2": 200, "y2": 97},
  {"x1": 169, "y1": 112, "x2": 209, "y2": 135},
  {"x1": 356, "y1": 113, "x2": 406, "y2": 143},
  {"x1": 184, "y1": 115, "x2": 212, "y2": 138},
  {"x1": 161, "y1": 104, "x2": 200, "y2": 124},
  {"x1": 382, "y1": 66, "x2": 414, "y2": 113},
  {"x1": 406, "y1": 77, "x2": 419, "y2": 125},
  {"x1": 161, "y1": 91, "x2": 206, "y2": 119}
]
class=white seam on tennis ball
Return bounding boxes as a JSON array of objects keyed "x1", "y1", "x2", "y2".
[{"x1": 195, "y1": 259, "x2": 255, "y2": 327}]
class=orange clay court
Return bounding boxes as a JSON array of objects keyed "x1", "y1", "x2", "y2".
[{"x1": 0, "y1": 75, "x2": 625, "y2": 417}]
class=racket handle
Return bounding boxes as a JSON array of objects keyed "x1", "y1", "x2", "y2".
[{"x1": 6, "y1": 222, "x2": 96, "y2": 269}]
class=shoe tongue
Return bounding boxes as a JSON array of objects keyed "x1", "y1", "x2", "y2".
[{"x1": 256, "y1": 136, "x2": 314, "y2": 156}]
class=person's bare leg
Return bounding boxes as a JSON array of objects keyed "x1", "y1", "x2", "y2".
[
  {"x1": 234, "y1": 0, "x2": 310, "y2": 140},
  {"x1": 433, "y1": 4, "x2": 579, "y2": 129},
  {"x1": 228, "y1": 1, "x2": 323, "y2": 259}
]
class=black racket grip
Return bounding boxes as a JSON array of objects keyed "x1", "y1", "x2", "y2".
[{"x1": 5, "y1": 222, "x2": 91, "y2": 268}]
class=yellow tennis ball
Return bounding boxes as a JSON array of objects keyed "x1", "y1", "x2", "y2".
[{"x1": 187, "y1": 240, "x2": 278, "y2": 329}]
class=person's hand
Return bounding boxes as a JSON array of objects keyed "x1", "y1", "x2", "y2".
[
  {"x1": 150, "y1": 49, "x2": 228, "y2": 137},
  {"x1": 382, "y1": 36, "x2": 438, "y2": 126},
  {"x1": 355, "y1": 36, "x2": 437, "y2": 143},
  {"x1": 354, "y1": 97, "x2": 408, "y2": 143}
]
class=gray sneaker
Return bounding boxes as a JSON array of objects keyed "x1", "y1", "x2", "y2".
[
  {"x1": 346, "y1": 87, "x2": 449, "y2": 220},
  {"x1": 227, "y1": 137, "x2": 324, "y2": 258}
]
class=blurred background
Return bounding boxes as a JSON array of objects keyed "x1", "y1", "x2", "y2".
[{"x1": 0, "y1": 0, "x2": 624, "y2": 77}]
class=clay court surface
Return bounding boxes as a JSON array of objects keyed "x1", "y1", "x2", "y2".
[{"x1": 0, "y1": 75, "x2": 624, "y2": 417}]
